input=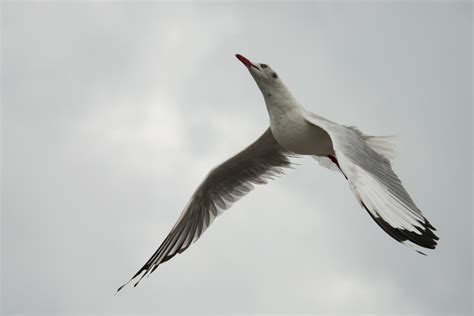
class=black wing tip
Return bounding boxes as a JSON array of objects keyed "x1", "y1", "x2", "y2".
[
  {"x1": 379, "y1": 216, "x2": 439, "y2": 250},
  {"x1": 116, "y1": 281, "x2": 132, "y2": 293},
  {"x1": 115, "y1": 223, "x2": 192, "y2": 293},
  {"x1": 116, "y1": 266, "x2": 152, "y2": 293},
  {"x1": 117, "y1": 278, "x2": 134, "y2": 293},
  {"x1": 116, "y1": 284, "x2": 126, "y2": 293},
  {"x1": 386, "y1": 218, "x2": 439, "y2": 250},
  {"x1": 361, "y1": 201, "x2": 439, "y2": 252}
]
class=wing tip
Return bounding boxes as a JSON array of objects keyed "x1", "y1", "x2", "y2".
[
  {"x1": 116, "y1": 264, "x2": 154, "y2": 293},
  {"x1": 116, "y1": 278, "x2": 133, "y2": 293},
  {"x1": 360, "y1": 201, "x2": 439, "y2": 253}
]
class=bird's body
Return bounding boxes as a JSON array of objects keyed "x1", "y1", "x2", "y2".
[
  {"x1": 117, "y1": 54, "x2": 438, "y2": 292},
  {"x1": 268, "y1": 102, "x2": 334, "y2": 156}
]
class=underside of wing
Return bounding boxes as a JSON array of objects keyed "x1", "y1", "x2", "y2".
[
  {"x1": 343, "y1": 159, "x2": 439, "y2": 253},
  {"x1": 313, "y1": 156, "x2": 342, "y2": 172},
  {"x1": 118, "y1": 128, "x2": 294, "y2": 291},
  {"x1": 304, "y1": 112, "x2": 438, "y2": 253}
]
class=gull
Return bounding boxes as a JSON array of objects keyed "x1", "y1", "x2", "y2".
[{"x1": 117, "y1": 54, "x2": 438, "y2": 291}]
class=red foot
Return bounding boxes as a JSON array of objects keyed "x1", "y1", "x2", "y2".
[
  {"x1": 327, "y1": 155, "x2": 348, "y2": 179},
  {"x1": 327, "y1": 155, "x2": 340, "y2": 168}
]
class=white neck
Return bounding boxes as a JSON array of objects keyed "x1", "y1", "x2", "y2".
[{"x1": 262, "y1": 82, "x2": 302, "y2": 124}]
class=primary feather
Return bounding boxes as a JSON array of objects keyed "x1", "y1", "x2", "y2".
[
  {"x1": 304, "y1": 112, "x2": 438, "y2": 253},
  {"x1": 118, "y1": 128, "x2": 293, "y2": 291}
]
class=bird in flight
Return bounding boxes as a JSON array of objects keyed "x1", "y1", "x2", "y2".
[{"x1": 117, "y1": 54, "x2": 438, "y2": 291}]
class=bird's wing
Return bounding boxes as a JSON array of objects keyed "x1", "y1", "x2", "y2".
[
  {"x1": 313, "y1": 156, "x2": 342, "y2": 172},
  {"x1": 118, "y1": 128, "x2": 294, "y2": 291},
  {"x1": 305, "y1": 112, "x2": 438, "y2": 254}
]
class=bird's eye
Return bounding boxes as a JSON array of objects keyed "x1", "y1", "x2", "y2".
[
  {"x1": 260, "y1": 64, "x2": 268, "y2": 69},
  {"x1": 272, "y1": 72, "x2": 278, "y2": 79}
]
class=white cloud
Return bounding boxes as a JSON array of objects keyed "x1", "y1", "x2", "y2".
[{"x1": 2, "y1": 2, "x2": 472, "y2": 315}]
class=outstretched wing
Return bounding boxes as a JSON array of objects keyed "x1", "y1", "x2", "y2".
[
  {"x1": 118, "y1": 128, "x2": 294, "y2": 291},
  {"x1": 305, "y1": 112, "x2": 438, "y2": 254}
]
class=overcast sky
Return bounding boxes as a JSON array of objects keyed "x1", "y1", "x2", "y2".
[{"x1": 2, "y1": 1, "x2": 472, "y2": 315}]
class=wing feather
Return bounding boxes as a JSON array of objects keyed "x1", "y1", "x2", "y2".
[
  {"x1": 305, "y1": 112, "x2": 438, "y2": 253},
  {"x1": 118, "y1": 128, "x2": 294, "y2": 291}
]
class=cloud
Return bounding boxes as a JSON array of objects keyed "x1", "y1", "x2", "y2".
[{"x1": 2, "y1": 2, "x2": 472, "y2": 315}]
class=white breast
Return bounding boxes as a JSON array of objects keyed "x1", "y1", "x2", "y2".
[{"x1": 269, "y1": 107, "x2": 334, "y2": 156}]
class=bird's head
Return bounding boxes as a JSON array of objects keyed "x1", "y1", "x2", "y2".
[{"x1": 235, "y1": 54, "x2": 286, "y2": 99}]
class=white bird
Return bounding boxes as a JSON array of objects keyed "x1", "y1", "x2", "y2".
[{"x1": 118, "y1": 54, "x2": 438, "y2": 291}]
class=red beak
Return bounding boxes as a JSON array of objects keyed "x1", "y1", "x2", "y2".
[{"x1": 235, "y1": 54, "x2": 255, "y2": 68}]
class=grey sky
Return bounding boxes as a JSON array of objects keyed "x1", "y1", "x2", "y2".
[{"x1": 1, "y1": 1, "x2": 472, "y2": 315}]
